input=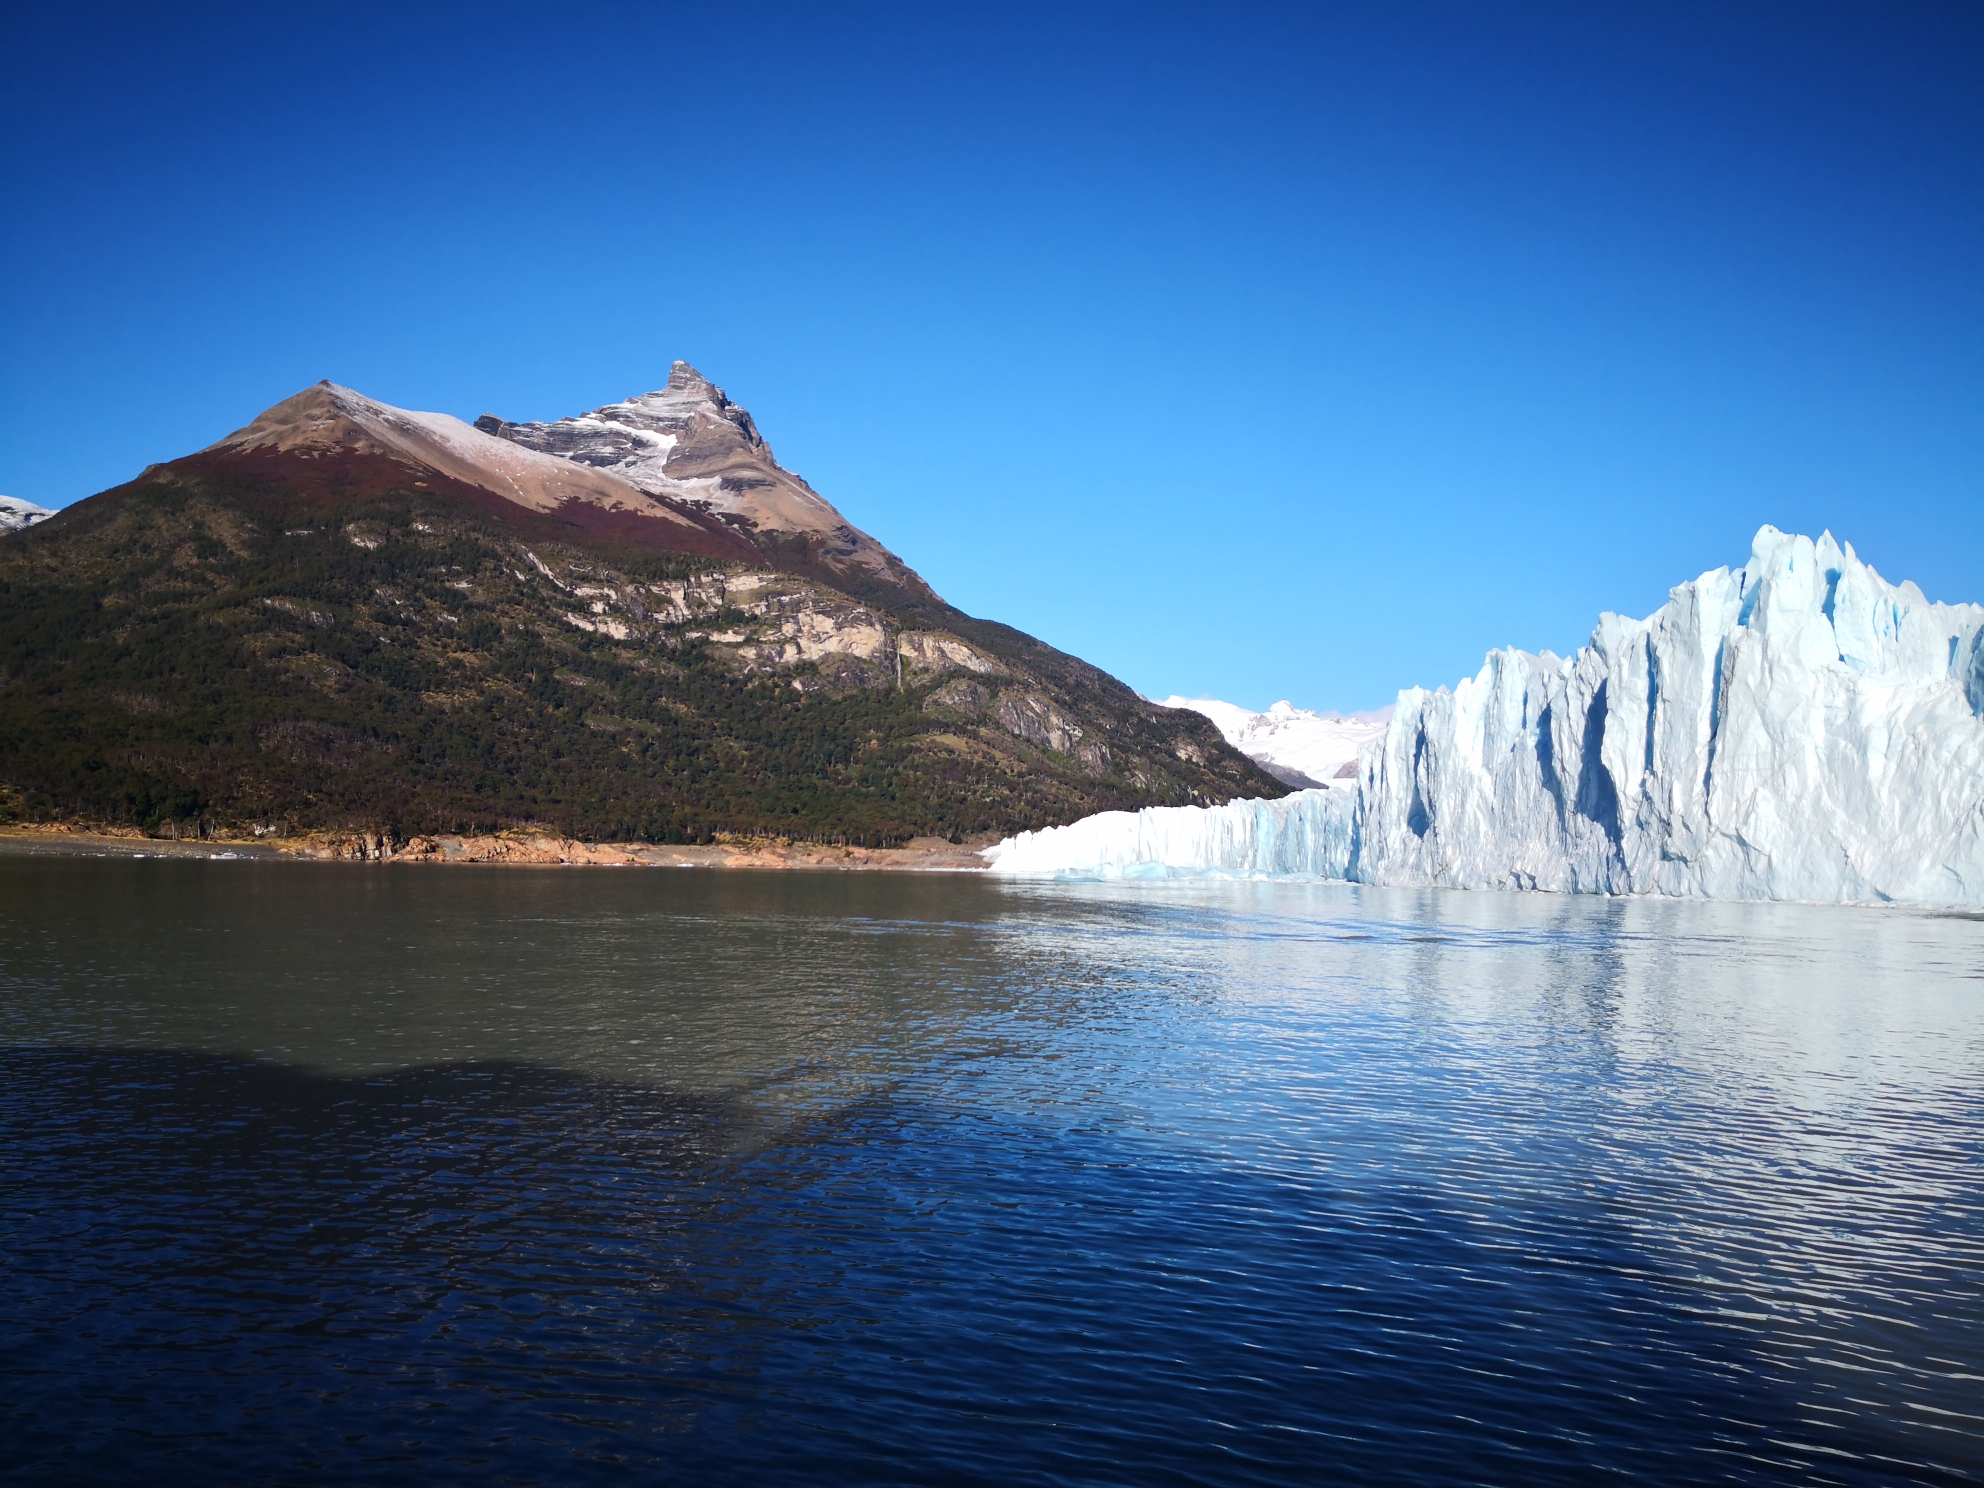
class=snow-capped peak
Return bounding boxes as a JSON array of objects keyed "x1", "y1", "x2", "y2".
[
  {"x1": 589, "y1": 362, "x2": 765, "y2": 450},
  {"x1": 0, "y1": 496, "x2": 54, "y2": 535},
  {"x1": 1159, "y1": 695, "x2": 1390, "y2": 789},
  {"x1": 475, "y1": 365, "x2": 784, "y2": 513},
  {"x1": 203, "y1": 381, "x2": 709, "y2": 533},
  {"x1": 472, "y1": 363, "x2": 933, "y2": 594}
]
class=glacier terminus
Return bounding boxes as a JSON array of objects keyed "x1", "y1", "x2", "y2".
[{"x1": 989, "y1": 527, "x2": 1984, "y2": 906}]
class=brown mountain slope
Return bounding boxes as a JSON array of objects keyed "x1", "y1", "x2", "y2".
[{"x1": 198, "y1": 381, "x2": 762, "y2": 562}]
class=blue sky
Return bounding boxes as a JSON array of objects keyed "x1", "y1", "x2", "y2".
[{"x1": 3, "y1": 2, "x2": 1978, "y2": 712}]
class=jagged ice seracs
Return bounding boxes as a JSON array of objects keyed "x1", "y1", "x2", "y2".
[{"x1": 988, "y1": 528, "x2": 1984, "y2": 905}]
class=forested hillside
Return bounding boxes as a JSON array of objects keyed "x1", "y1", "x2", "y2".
[{"x1": 0, "y1": 450, "x2": 1282, "y2": 845}]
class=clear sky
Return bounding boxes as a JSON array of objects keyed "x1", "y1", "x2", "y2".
[{"x1": 3, "y1": 2, "x2": 1978, "y2": 713}]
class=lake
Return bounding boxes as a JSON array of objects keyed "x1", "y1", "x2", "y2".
[{"x1": 2, "y1": 858, "x2": 1980, "y2": 1485}]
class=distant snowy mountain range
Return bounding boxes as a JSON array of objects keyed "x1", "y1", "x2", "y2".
[
  {"x1": 0, "y1": 497, "x2": 53, "y2": 534},
  {"x1": 997, "y1": 527, "x2": 1984, "y2": 906},
  {"x1": 1157, "y1": 698, "x2": 1390, "y2": 790}
]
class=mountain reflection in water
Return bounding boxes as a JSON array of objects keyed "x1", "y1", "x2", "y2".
[{"x1": 1, "y1": 860, "x2": 1980, "y2": 1485}]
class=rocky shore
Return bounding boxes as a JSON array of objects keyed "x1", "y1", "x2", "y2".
[{"x1": 0, "y1": 823, "x2": 990, "y2": 871}]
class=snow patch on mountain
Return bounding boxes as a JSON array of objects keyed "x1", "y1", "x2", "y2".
[
  {"x1": 480, "y1": 382, "x2": 732, "y2": 509},
  {"x1": 992, "y1": 527, "x2": 1984, "y2": 906},
  {"x1": 0, "y1": 497, "x2": 54, "y2": 535},
  {"x1": 1159, "y1": 696, "x2": 1389, "y2": 789}
]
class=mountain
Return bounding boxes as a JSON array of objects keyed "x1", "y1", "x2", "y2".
[
  {"x1": 194, "y1": 379, "x2": 764, "y2": 562},
  {"x1": 0, "y1": 373, "x2": 1284, "y2": 844},
  {"x1": 1158, "y1": 697, "x2": 1388, "y2": 789},
  {"x1": 991, "y1": 528, "x2": 1984, "y2": 906},
  {"x1": 0, "y1": 497, "x2": 53, "y2": 535},
  {"x1": 476, "y1": 363, "x2": 928, "y2": 598}
]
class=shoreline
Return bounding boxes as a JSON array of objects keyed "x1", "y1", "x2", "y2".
[{"x1": 0, "y1": 825, "x2": 993, "y2": 872}]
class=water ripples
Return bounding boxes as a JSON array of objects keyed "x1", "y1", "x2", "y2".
[{"x1": 0, "y1": 862, "x2": 1980, "y2": 1484}]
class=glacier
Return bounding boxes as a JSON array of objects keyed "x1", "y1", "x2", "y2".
[{"x1": 988, "y1": 527, "x2": 1984, "y2": 906}]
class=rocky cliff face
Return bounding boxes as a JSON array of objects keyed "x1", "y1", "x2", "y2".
[
  {"x1": 511, "y1": 554, "x2": 994, "y2": 693},
  {"x1": 476, "y1": 362, "x2": 930, "y2": 597},
  {"x1": 473, "y1": 539, "x2": 1213, "y2": 801}
]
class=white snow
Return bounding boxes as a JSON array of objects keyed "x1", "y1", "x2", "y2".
[
  {"x1": 543, "y1": 412, "x2": 724, "y2": 502},
  {"x1": 490, "y1": 368, "x2": 846, "y2": 522},
  {"x1": 0, "y1": 496, "x2": 54, "y2": 534},
  {"x1": 990, "y1": 527, "x2": 1984, "y2": 906},
  {"x1": 390, "y1": 405, "x2": 654, "y2": 510},
  {"x1": 988, "y1": 791, "x2": 1355, "y2": 880},
  {"x1": 1159, "y1": 696, "x2": 1389, "y2": 788},
  {"x1": 228, "y1": 383, "x2": 702, "y2": 529}
]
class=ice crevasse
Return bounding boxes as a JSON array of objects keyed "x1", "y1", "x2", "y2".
[{"x1": 986, "y1": 528, "x2": 1984, "y2": 905}]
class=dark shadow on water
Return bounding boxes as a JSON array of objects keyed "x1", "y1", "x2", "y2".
[
  {"x1": 4, "y1": 1046, "x2": 1981, "y2": 1487},
  {"x1": 1, "y1": 1048, "x2": 780, "y2": 1483}
]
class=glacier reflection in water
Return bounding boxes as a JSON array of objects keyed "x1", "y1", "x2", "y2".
[{"x1": 0, "y1": 859, "x2": 1980, "y2": 1485}]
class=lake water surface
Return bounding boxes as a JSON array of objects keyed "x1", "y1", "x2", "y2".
[{"x1": 1, "y1": 859, "x2": 1981, "y2": 1485}]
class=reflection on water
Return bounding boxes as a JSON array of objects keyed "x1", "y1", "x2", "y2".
[{"x1": 1, "y1": 860, "x2": 1981, "y2": 1484}]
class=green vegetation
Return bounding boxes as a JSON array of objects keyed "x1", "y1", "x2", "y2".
[{"x1": 0, "y1": 473, "x2": 1282, "y2": 844}]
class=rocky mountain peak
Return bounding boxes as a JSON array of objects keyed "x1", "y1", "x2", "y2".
[
  {"x1": 593, "y1": 362, "x2": 764, "y2": 454},
  {"x1": 205, "y1": 381, "x2": 391, "y2": 457},
  {"x1": 666, "y1": 360, "x2": 716, "y2": 396},
  {"x1": 474, "y1": 365, "x2": 931, "y2": 596}
]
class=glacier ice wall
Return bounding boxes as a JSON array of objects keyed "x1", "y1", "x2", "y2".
[
  {"x1": 986, "y1": 789, "x2": 1354, "y2": 880},
  {"x1": 988, "y1": 528, "x2": 1984, "y2": 905}
]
